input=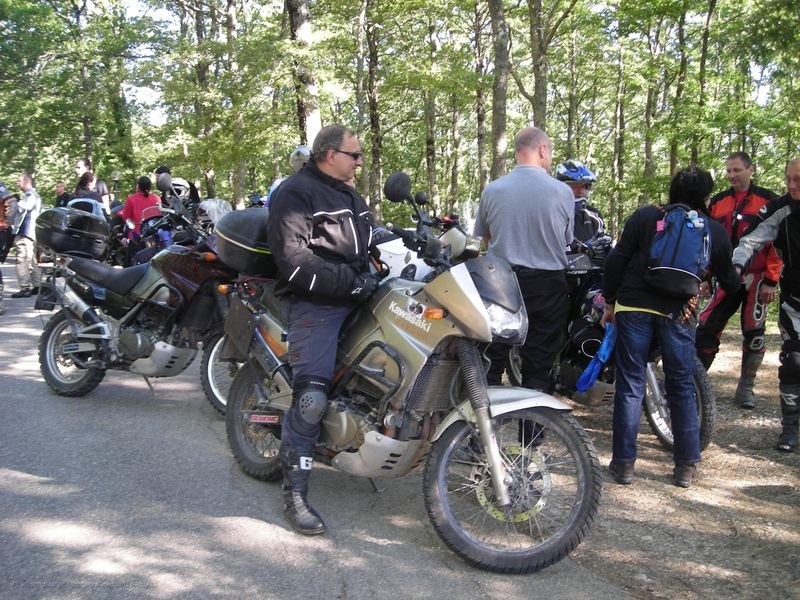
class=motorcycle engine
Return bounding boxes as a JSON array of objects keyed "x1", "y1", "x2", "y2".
[
  {"x1": 117, "y1": 302, "x2": 175, "y2": 360},
  {"x1": 118, "y1": 328, "x2": 157, "y2": 360}
]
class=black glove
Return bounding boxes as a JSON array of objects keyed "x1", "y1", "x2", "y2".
[{"x1": 350, "y1": 272, "x2": 381, "y2": 302}]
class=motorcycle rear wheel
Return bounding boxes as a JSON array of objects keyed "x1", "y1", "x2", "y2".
[
  {"x1": 225, "y1": 360, "x2": 283, "y2": 482},
  {"x1": 423, "y1": 407, "x2": 601, "y2": 574},
  {"x1": 39, "y1": 310, "x2": 105, "y2": 396},
  {"x1": 644, "y1": 353, "x2": 716, "y2": 452},
  {"x1": 200, "y1": 333, "x2": 241, "y2": 416}
]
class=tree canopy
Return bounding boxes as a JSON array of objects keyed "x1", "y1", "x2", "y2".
[{"x1": 1, "y1": 0, "x2": 797, "y2": 230}]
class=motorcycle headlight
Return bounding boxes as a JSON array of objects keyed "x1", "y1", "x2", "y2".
[{"x1": 484, "y1": 301, "x2": 528, "y2": 344}]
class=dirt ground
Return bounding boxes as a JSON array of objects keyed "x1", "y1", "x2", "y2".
[{"x1": 566, "y1": 328, "x2": 800, "y2": 599}]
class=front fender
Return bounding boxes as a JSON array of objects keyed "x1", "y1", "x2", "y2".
[{"x1": 432, "y1": 385, "x2": 572, "y2": 442}]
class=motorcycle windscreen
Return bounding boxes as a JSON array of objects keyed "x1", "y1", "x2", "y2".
[{"x1": 465, "y1": 256, "x2": 522, "y2": 313}]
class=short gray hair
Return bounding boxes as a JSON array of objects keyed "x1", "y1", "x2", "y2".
[
  {"x1": 786, "y1": 157, "x2": 800, "y2": 174},
  {"x1": 514, "y1": 127, "x2": 550, "y2": 153},
  {"x1": 311, "y1": 125, "x2": 357, "y2": 163}
]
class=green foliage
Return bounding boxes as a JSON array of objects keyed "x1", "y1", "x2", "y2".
[{"x1": 1, "y1": 0, "x2": 796, "y2": 222}]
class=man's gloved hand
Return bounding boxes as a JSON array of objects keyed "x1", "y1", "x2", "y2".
[{"x1": 350, "y1": 272, "x2": 381, "y2": 301}]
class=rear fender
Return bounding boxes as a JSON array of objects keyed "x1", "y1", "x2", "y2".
[{"x1": 432, "y1": 385, "x2": 571, "y2": 442}]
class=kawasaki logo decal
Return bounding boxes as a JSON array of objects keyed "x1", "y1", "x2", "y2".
[{"x1": 389, "y1": 300, "x2": 432, "y2": 332}]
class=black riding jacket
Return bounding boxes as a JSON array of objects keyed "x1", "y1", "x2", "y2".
[
  {"x1": 734, "y1": 194, "x2": 800, "y2": 298},
  {"x1": 267, "y1": 163, "x2": 374, "y2": 305}
]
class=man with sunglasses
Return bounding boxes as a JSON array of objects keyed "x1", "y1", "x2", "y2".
[{"x1": 267, "y1": 124, "x2": 379, "y2": 536}]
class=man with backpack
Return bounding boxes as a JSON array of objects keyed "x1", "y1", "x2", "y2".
[
  {"x1": 602, "y1": 166, "x2": 739, "y2": 488},
  {"x1": 695, "y1": 152, "x2": 780, "y2": 409},
  {"x1": 732, "y1": 158, "x2": 800, "y2": 452}
]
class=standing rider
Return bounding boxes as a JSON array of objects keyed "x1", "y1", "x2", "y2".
[
  {"x1": 695, "y1": 152, "x2": 781, "y2": 409},
  {"x1": 732, "y1": 158, "x2": 800, "y2": 452},
  {"x1": 267, "y1": 125, "x2": 379, "y2": 535},
  {"x1": 474, "y1": 127, "x2": 573, "y2": 391},
  {"x1": 555, "y1": 159, "x2": 606, "y2": 245}
]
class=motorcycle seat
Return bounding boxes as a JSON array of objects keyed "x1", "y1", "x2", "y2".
[{"x1": 68, "y1": 258, "x2": 150, "y2": 296}]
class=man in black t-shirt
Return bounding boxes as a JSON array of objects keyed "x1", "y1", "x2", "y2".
[{"x1": 54, "y1": 181, "x2": 71, "y2": 208}]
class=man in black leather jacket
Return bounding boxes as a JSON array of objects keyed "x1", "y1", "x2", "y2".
[
  {"x1": 733, "y1": 157, "x2": 800, "y2": 452},
  {"x1": 267, "y1": 125, "x2": 379, "y2": 535}
]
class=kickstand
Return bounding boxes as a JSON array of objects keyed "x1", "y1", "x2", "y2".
[
  {"x1": 142, "y1": 376, "x2": 155, "y2": 396},
  {"x1": 368, "y1": 478, "x2": 385, "y2": 494}
]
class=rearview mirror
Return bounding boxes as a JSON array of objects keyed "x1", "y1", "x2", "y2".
[{"x1": 383, "y1": 172, "x2": 412, "y2": 203}]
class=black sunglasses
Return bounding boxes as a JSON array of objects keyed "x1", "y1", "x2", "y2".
[{"x1": 333, "y1": 149, "x2": 363, "y2": 161}]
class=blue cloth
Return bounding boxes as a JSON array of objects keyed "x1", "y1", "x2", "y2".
[
  {"x1": 611, "y1": 311, "x2": 699, "y2": 465},
  {"x1": 576, "y1": 322, "x2": 616, "y2": 392}
]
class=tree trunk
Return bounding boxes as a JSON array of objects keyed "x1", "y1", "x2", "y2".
[
  {"x1": 641, "y1": 19, "x2": 665, "y2": 205},
  {"x1": 226, "y1": 0, "x2": 245, "y2": 209},
  {"x1": 611, "y1": 47, "x2": 626, "y2": 237},
  {"x1": 487, "y1": 0, "x2": 510, "y2": 179},
  {"x1": 566, "y1": 29, "x2": 578, "y2": 158},
  {"x1": 424, "y1": 22, "x2": 439, "y2": 207},
  {"x1": 354, "y1": 0, "x2": 369, "y2": 196},
  {"x1": 448, "y1": 95, "x2": 461, "y2": 213},
  {"x1": 669, "y1": 5, "x2": 687, "y2": 174},
  {"x1": 287, "y1": 0, "x2": 321, "y2": 145},
  {"x1": 366, "y1": 18, "x2": 383, "y2": 221},
  {"x1": 474, "y1": 1, "x2": 490, "y2": 194},
  {"x1": 528, "y1": 0, "x2": 547, "y2": 129},
  {"x1": 692, "y1": 0, "x2": 717, "y2": 164}
]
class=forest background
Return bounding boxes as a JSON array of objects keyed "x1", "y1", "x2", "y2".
[{"x1": 0, "y1": 0, "x2": 798, "y2": 233}]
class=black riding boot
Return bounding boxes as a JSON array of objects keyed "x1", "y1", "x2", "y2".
[
  {"x1": 777, "y1": 385, "x2": 799, "y2": 453},
  {"x1": 281, "y1": 448, "x2": 326, "y2": 535},
  {"x1": 735, "y1": 352, "x2": 763, "y2": 409}
]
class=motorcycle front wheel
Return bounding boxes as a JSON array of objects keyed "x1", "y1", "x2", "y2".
[
  {"x1": 39, "y1": 309, "x2": 106, "y2": 396},
  {"x1": 643, "y1": 353, "x2": 716, "y2": 452},
  {"x1": 423, "y1": 407, "x2": 602, "y2": 574},
  {"x1": 200, "y1": 333, "x2": 241, "y2": 416},
  {"x1": 225, "y1": 360, "x2": 283, "y2": 482}
]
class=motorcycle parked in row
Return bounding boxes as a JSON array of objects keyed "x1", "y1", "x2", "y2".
[
  {"x1": 217, "y1": 172, "x2": 602, "y2": 574},
  {"x1": 35, "y1": 177, "x2": 238, "y2": 402}
]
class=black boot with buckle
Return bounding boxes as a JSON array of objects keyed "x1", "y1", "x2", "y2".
[{"x1": 280, "y1": 448, "x2": 326, "y2": 535}]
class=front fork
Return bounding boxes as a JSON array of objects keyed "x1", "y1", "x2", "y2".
[{"x1": 456, "y1": 339, "x2": 512, "y2": 508}]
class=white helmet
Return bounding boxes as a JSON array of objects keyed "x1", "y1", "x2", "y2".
[{"x1": 289, "y1": 145, "x2": 311, "y2": 173}]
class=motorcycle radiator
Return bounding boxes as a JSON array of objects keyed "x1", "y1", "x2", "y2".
[{"x1": 405, "y1": 355, "x2": 460, "y2": 413}]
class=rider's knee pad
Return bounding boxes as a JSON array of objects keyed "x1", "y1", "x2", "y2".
[
  {"x1": 293, "y1": 377, "x2": 331, "y2": 426},
  {"x1": 743, "y1": 333, "x2": 765, "y2": 353}
]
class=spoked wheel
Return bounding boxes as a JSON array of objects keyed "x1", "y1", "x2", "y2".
[
  {"x1": 225, "y1": 360, "x2": 284, "y2": 482},
  {"x1": 424, "y1": 407, "x2": 602, "y2": 574},
  {"x1": 643, "y1": 353, "x2": 716, "y2": 451},
  {"x1": 39, "y1": 310, "x2": 105, "y2": 396},
  {"x1": 200, "y1": 333, "x2": 242, "y2": 415}
]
